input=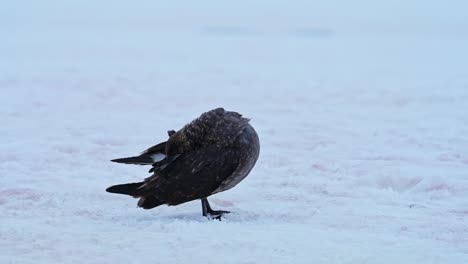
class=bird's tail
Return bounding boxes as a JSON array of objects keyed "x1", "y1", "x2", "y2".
[
  {"x1": 137, "y1": 195, "x2": 164, "y2": 209},
  {"x1": 106, "y1": 182, "x2": 144, "y2": 196},
  {"x1": 106, "y1": 182, "x2": 164, "y2": 209},
  {"x1": 111, "y1": 155, "x2": 154, "y2": 165}
]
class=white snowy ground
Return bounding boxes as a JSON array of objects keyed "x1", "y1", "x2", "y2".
[{"x1": 1, "y1": 1, "x2": 468, "y2": 263}]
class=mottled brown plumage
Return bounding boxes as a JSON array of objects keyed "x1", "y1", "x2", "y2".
[{"x1": 106, "y1": 108, "x2": 260, "y2": 219}]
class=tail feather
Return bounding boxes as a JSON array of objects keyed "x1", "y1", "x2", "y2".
[
  {"x1": 106, "y1": 182, "x2": 165, "y2": 209},
  {"x1": 106, "y1": 182, "x2": 144, "y2": 196},
  {"x1": 111, "y1": 152, "x2": 166, "y2": 165},
  {"x1": 138, "y1": 196, "x2": 164, "y2": 209},
  {"x1": 111, "y1": 155, "x2": 154, "y2": 165}
]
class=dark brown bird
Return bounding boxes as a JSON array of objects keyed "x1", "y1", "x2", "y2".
[{"x1": 106, "y1": 108, "x2": 260, "y2": 219}]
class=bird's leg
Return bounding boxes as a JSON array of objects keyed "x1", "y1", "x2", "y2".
[
  {"x1": 201, "y1": 198, "x2": 230, "y2": 220},
  {"x1": 201, "y1": 198, "x2": 208, "y2": 217}
]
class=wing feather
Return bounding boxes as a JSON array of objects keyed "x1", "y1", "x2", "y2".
[{"x1": 139, "y1": 145, "x2": 240, "y2": 205}]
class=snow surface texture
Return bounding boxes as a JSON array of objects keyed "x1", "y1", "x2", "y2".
[{"x1": 1, "y1": 1, "x2": 468, "y2": 263}]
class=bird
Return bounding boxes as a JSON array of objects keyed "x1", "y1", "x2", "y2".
[{"x1": 106, "y1": 107, "x2": 260, "y2": 219}]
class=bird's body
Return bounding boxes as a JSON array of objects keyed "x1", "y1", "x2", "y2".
[{"x1": 106, "y1": 108, "x2": 260, "y2": 219}]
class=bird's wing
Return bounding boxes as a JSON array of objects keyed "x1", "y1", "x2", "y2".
[
  {"x1": 111, "y1": 129, "x2": 177, "y2": 165},
  {"x1": 111, "y1": 141, "x2": 167, "y2": 165},
  {"x1": 140, "y1": 129, "x2": 176, "y2": 155},
  {"x1": 139, "y1": 145, "x2": 240, "y2": 205},
  {"x1": 141, "y1": 141, "x2": 166, "y2": 155}
]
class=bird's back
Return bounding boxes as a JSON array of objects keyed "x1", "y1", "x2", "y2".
[{"x1": 170, "y1": 107, "x2": 251, "y2": 151}]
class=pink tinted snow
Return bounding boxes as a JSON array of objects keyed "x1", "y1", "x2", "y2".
[
  {"x1": 400, "y1": 226, "x2": 409, "y2": 232},
  {"x1": 438, "y1": 153, "x2": 461, "y2": 162},
  {"x1": 425, "y1": 183, "x2": 453, "y2": 192},
  {"x1": 211, "y1": 199, "x2": 235, "y2": 207},
  {"x1": 92, "y1": 138, "x2": 126, "y2": 146},
  {"x1": 0, "y1": 188, "x2": 43, "y2": 204},
  {"x1": 312, "y1": 163, "x2": 327, "y2": 172},
  {"x1": 376, "y1": 176, "x2": 422, "y2": 192},
  {"x1": 311, "y1": 160, "x2": 338, "y2": 173},
  {"x1": 54, "y1": 145, "x2": 79, "y2": 154},
  {"x1": 438, "y1": 153, "x2": 468, "y2": 166},
  {"x1": 367, "y1": 155, "x2": 416, "y2": 162},
  {"x1": 74, "y1": 209, "x2": 104, "y2": 220},
  {"x1": 0, "y1": 153, "x2": 19, "y2": 163},
  {"x1": 395, "y1": 97, "x2": 410, "y2": 106}
]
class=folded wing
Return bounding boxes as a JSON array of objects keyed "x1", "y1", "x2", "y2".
[{"x1": 136, "y1": 145, "x2": 241, "y2": 207}]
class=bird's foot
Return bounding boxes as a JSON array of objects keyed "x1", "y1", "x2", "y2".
[
  {"x1": 207, "y1": 209, "x2": 230, "y2": 221},
  {"x1": 201, "y1": 198, "x2": 230, "y2": 220}
]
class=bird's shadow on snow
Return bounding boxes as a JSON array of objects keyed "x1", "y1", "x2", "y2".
[{"x1": 132, "y1": 210, "x2": 261, "y2": 223}]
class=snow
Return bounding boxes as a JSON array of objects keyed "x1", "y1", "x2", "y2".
[{"x1": 1, "y1": 1, "x2": 468, "y2": 263}]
